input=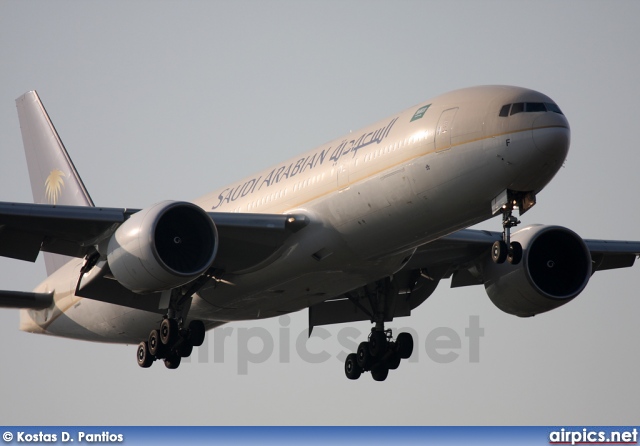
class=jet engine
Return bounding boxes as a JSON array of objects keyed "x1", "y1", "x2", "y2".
[
  {"x1": 483, "y1": 225, "x2": 592, "y2": 317},
  {"x1": 106, "y1": 201, "x2": 218, "y2": 293}
]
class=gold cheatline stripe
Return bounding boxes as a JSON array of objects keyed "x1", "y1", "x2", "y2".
[{"x1": 259, "y1": 124, "x2": 569, "y2": 213}]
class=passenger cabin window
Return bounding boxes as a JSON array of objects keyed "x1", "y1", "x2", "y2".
[{"x1": 499, "y1": 102, "x2": 564, "y2": 116}]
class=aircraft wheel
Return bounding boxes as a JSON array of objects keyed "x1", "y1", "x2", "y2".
[
  {"x1": 188, "y1": 320, "x2": 206, "y2": 347},
  {"x1": 387, "y1": 352, "x2": 401, "y2": 370},
  {"x1": 369, "y1": 330, "x2": 387, "y2": 358},
  {"x1": 160, "y1": 318, "x2": 178, "y2": 345},
  {"x1": 164, "y1": 353, "x2": 181, "y2": 369},
  {"x1": 177, "y1": 341, "x2": 193, "y2": 358},
  {"x1": 357, "y1": 342, "x2": 372, "y2": 370},
  {"x1": 396, "y1": 332, "x2": 414, "y2": 359},
  {"x1": 344, "y1": 353, "x2": 362, "y2": 380},
  {"x1": 136, "y1": 341, "x2": 154, "y2": 368},
  {"x1": 371, "y1": 364, "x2": 389, "y2": 382},
  {"x1": 491, "y1": 240, "x2": 508, "y2": 264},
  {"x1": 148, "y1": 329, "x2": 164, "y2": 357},
  {"x1": 507, "y1": 241, "x2": 523, "y2": 265}
]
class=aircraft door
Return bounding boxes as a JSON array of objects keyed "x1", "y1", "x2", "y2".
[{"x1": 435, "y1": 108, "x2": 458, "y2": 152}]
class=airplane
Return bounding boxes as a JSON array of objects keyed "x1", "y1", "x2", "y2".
[{"x1": 2, "y1": 85, "x2": 639, "y2": 382}]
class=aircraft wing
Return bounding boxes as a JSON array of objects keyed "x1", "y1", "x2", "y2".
[
  {"x1": 0, "y1": 201, "x2": 134, "y2": 261},
  {"x1": 309, "y1": 227, "x2": 640, "y2": 330},
  {"x1": 0, "y1": 201, "x2": 308, "y2": 272},
  {"x1": 414, "y1": 228, "x2": 640, "y2": 276}
]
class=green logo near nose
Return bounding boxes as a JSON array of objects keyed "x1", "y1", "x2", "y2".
[{"x1": 410, "y1": 104, "x2": 431, "y2": 122}]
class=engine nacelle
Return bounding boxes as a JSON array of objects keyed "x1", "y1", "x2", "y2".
[
  {"x1": 106, "y1": 201, "x2": 218, "y2": 293},
  {"x1": 483, "y1": 225, "x2": 592, "y2": 317}
]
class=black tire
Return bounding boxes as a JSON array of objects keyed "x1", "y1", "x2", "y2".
[
  {"x1": 136, "y1": 342, "x2": 153, "y2": 368},
  {"x1": 148, "y1": 329, "x2": 164, "y2": 357},
  {"x1": 177, "y1": 341, "x2": 193, "y2": 358},
  {"x1": 164, "y1": 353, "x2": 181, "y2": 369},
  {"x1": 396, "y1": 332, "x2": 414, "y2": 359},
  {"x1": 369, "y1": 330, "x2": 387, "y2": 358},
  {"x1": 387, "y1": 352, "x2": 401, "y2": 370},
  {"x1": 344, "y1": 353, "x2": 362, "y2": 380},
  {"x1": 507, "y1": 241, "x2": 523, "y2": 265},
  {"x1": 160, "y1": 318, "x2": 178, "y2": 345},
  {"x1": 371, "y1": 364, "x2": 389, "y2": 382},
  {"x1": 357, "y1": 342, "x2": 372, "y2": 370},
  {"x1": 492, "y1": 240, "x2": 508, "y2": 264},
  {"x1": 188, "y1": 320, "x2": 206, "y2": 347}
]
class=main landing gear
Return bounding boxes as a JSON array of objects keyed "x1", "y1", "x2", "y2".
[
  {"x1": 136, "y1": 273, "x2": 214, "y2": 369},
  {"x1": 345, "y1": 329, "x2": 414, "y2": 382},
  {"x1": 491, "y1": 200, "x2": 523, "y2": 265},
  {"x1": 136, "y1": 318, "x2": 206, "y2": 369},
  {"x1": 343, "y1": 278, "x2": 414, "y2": 382}
]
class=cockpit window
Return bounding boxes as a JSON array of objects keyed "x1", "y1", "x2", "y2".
[
  {"x1": 545, "y1": 102, "x2": 564, "y2": 115},
  {"x1": 510, "y1": 103, "x2": 525, "y2": 115},
  {"x1": 499, "y1": 101, "x2": 564, "y2": 116},
  {"x1": 525, "y1": 102, "x2": 546, "y2": 112}
]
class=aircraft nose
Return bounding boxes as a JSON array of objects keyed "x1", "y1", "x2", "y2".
[{"x1": 532, "y1": 111, "x2": 571, "y2": 161}]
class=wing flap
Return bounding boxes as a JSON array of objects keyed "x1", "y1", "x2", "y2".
[
  {"x1": 76, "y1": 267, "x2": 165, "y2": 314},
  {"x1": 0, "y1": 227, "x2": 43, "y2": 261}
]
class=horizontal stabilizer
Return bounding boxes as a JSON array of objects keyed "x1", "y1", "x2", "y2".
[{"x1": 0, "y1": 290, "x2": 53, "y2": 309}]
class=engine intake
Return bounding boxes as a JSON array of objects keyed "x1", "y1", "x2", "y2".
[
  {"x1": 107, "y1": 201, "x2": 218, "y2": 293},
  {"x1": 483, "y1": 225, "x2": 592, "y2": 317}
]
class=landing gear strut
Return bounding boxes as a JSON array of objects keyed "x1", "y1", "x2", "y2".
[
  {"x1": 492, "y1": 199, "x2": 523, "y2": 265},
  {"x1": 136, "y1": 271, "x2": 213, "y2": 369},
  {"x1": 343, "y1": 278, "x2": 414, "y2": 382}
]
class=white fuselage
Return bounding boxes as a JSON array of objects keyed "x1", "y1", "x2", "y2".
[{"x1": 21, "y1": 85, "x2": 570, "y2": 343}]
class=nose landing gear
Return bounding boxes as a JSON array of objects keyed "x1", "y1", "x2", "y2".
[{"x1": 492, "y1": 195, "x2": 529, "y2": 265}]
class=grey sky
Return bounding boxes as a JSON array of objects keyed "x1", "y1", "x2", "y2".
[{"x1": 0, "y1": 0, "x2": 639, "y2": 425}]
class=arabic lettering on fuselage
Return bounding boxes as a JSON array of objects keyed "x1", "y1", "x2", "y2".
[{"x1": 211, "y1": 117, "x2": 398, "y2": 210}]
